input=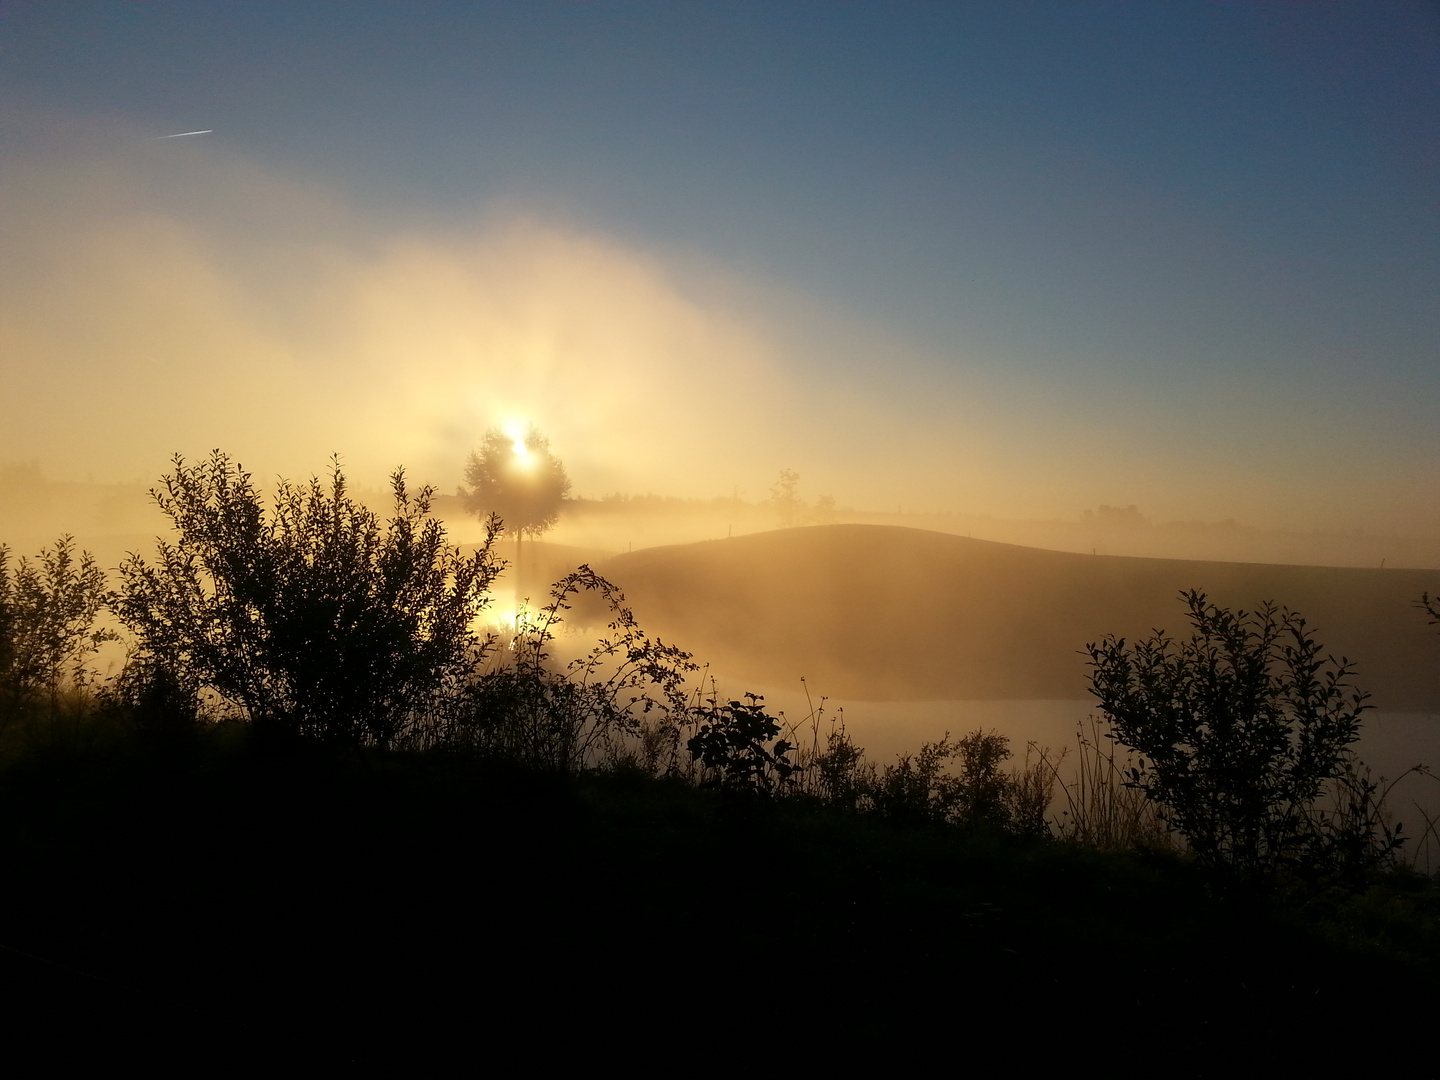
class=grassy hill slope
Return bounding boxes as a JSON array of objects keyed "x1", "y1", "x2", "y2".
[{"x1": 595, "y1": 525, "x2": 1440, "y2": 709}]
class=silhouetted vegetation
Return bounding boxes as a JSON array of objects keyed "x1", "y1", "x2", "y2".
[
  {"x1": 461, "y1": 423, "x2": 570, "y2": 541},
  {"x1": 111, "y1": 452, "x2": 501, "y2": 749},
  {"x1": 0, "y1": 535, "x2": 115, "y2": 733},
  {"x1": 763, "y1": 467, "x2": 836, "y2": 528},
  {"x1": 1039, "y1": 714, "x2": 1174, "y2": 851},
  {"x1": 2, "y1": 455, "x2": 1431, "y2": 863},
  {"x1": 1420, "y1": 590, "x2": 1440, "y2": 632},
  {"x1": 1086, "y1": 590, "x2": 1405, "y2": 888},
  {"x1": 448, "y1": 566, "x2": 696, "y2": 771},
  {"x1": 1, "y1": 454, "x2": 1437, "y2": 1065},
  {"x1": 769, "y1": 467, "x2": 801, "y2": 528},
  {"x1": 687, "y1": 691, "x2": 799, "y2": 795}
]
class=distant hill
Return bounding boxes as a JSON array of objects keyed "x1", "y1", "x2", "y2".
[{"x1": 595, "y1": 525, "x2": 1440, "y2": 709}]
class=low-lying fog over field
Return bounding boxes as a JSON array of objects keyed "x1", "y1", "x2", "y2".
[{"x1": 3, "y1": 7, "x2": 1438, "y2": 820}]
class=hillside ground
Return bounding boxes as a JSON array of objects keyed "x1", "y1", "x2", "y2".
[{"x1": 2, "y1": 720, "x2": 1436, "y2": 1071}]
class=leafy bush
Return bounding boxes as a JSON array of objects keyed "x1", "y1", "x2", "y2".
[
  {"x1": 458, "y1": 566, "x2": 697, "y2": 771},
  {"x1": 869, "y1": 730, "x2": 1050, "y2": 834},
  {"x1": 113, "y1": 452, "x2": 501, "y2": 747},
  {"x1": 1086, "y1": 589, "x2": 1399, "y2": 882},
  {"x1": 687, "y1": 692, "x2": 798, "y2": 796},
  {"x1": 1002, "y1": 740, "x2": 1058, "y2": 839},
  {"x1": 804, "y1": 723, "x2": 875, "y2": 811},
  {"x1": 0, "y1": 536, "x2": 115, "y2": 730},
  {"x1": 870, "y1": 735, "x2": 967, "y2": 826}
]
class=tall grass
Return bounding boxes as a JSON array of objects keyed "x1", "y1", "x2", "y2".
[
  {"x1": 1407, "y1": 782, "x2": 1440, "y2": 878},
  {"x1": 1034, "y1": 714, "x2": 1176, "y2": 852}
]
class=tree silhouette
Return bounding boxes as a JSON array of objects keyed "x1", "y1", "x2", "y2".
[
  {"x1": 0, "y1": 536, "x2": 116, "y2": 728},
  {"x1": 462, "y1": 425, "x2": 570, "y2": 605},
  {"x1": 461, "y1": 425, "x2": 571, "y2": 541},
  {"x1": 770, "y1": 469, "x2": 801, "y2": 528}
]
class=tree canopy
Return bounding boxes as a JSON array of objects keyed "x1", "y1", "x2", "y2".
[
  {"x1": 113, "y1": 451, "x2": 501, "y2": 747},
  {"x1": 461, "y1": 425, "x2": 571, "y2": 540}
]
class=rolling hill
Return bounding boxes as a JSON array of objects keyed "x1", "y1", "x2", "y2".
[{"x1": 593, "y1": 525, "x2": 1440, "y2": 710}]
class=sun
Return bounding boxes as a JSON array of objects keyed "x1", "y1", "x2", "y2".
[{"x1": 502, "y1": 419, "x2": 529, "y2": 456}]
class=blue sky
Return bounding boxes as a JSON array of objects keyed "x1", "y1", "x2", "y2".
[{"x1": 2, "y1": 2, "x2": 1437, "y2": 533}]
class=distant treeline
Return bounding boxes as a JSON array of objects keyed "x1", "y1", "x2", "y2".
[{"x1": 6, "y1": 460, "x2": 1439, "y2": 568}]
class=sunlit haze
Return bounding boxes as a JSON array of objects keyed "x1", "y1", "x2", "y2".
[{"x1": 2, "y1": 3, "x2": 1435, "y2": 541}]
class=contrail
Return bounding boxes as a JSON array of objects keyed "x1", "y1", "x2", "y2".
[{"x1": 154, "y1": 129, "x2": 213, "y2": 139}]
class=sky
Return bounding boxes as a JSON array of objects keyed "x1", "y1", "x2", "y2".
[{"x1": 2, "y1": 1, "x2": 1438, "y2": 535}]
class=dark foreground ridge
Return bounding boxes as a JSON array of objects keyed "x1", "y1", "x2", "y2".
[
  {"x1": 2, "y1": 728, "x2": 1436, "y2": 1072},
  {"x1": 600, "y1": 525, "x2": 1440, "y2": 708}
]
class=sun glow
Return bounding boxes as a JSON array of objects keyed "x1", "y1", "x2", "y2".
[{"x1": 502, "y1": 419, "x2": 529, "y2": 456}]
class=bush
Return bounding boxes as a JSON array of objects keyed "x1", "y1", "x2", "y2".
[
  {"x1": 870, "y1": 730, "x2": 1050, "y2": 835},
  {"x1": 804, "y1": 722, "x2": 875, "y2": 812},
  {"x1": 0, "y1": 536, "x2": 115, "y2": 731},
  {"x1": 113, "y1": 452, "x2": 501, "y2": 748},
  {"x1": 1086, "y1": 589, "x2": 1399, "y2": 883},
  {"x1": 458, "y1": 566, "x2": 696, "y2": 771},
  {"x1": 687, "y1": 692, "x2": 798, "y2": 797}
]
